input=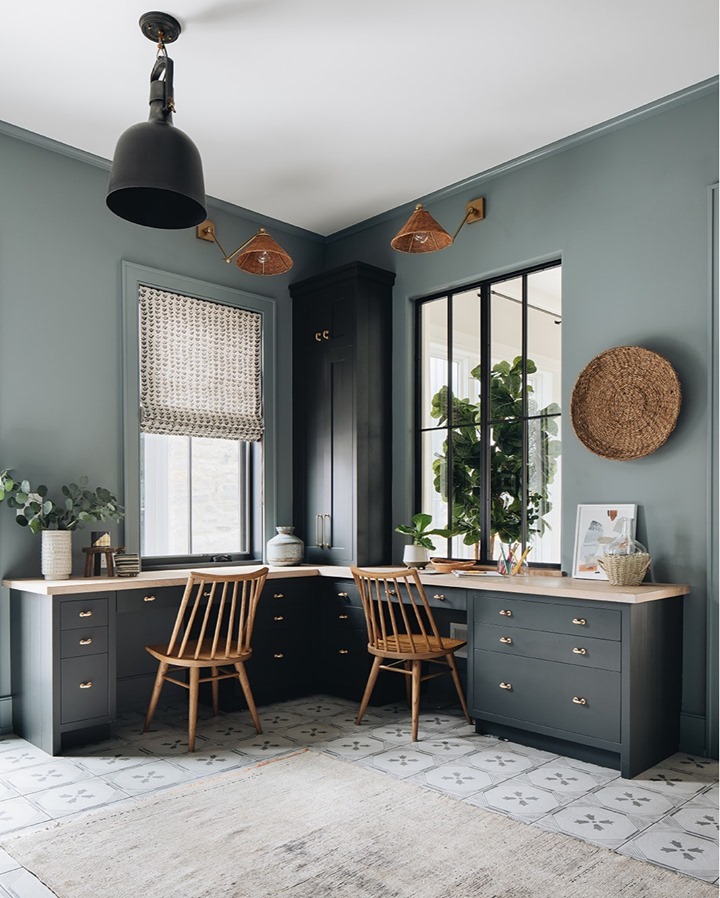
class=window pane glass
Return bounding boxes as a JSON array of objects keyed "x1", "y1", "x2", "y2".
[
  {"x1": 141, "y1": 433, "x2": 189, "y2": 556},
  {"x1": 421, "y1": 297, "x2": 448, "y2": 430},
  {"x1": 190, "y1": 438, "x2": 241, "y2": 555},
  {"x1": 447, "y1": 425, "x2": 484, "y2": 560},
  {"x1": 528, "y1": 414, "x2": 562, "y2": 564},
  {"x1": 421, "y1": 428, "x2": 451, "y2": 536},
  {"x1": 490, "y1": 278, "x2": 522, "y2": 421},
  {"x1": 527, "y1": 266, "x2": 562, "y2": 414},
  {"x1": 489, "y1": 420, "x2": 523, "y2": 555},
  {"x1": 451, "y1": 288, "x2": 482, "y2": 422}
]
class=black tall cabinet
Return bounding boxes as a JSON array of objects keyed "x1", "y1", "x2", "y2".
[{"x1": 290, "y1": 262, "x2": 395, "y2": 565}]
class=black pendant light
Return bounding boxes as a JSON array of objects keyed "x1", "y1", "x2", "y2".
[{"x1": 106, "y1": 12, "x2": 206, "y2": 229}]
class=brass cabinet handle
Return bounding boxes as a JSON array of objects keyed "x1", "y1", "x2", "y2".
[
  {"x1": 273, "y1": 593, "x2": 284, "y2": 599},
  {"x1": 572, "y1": 696, "x2": 588, "y2": 705},
  {"x1": 273, "y1": 653, "x2": 284, "y2": 659},
  {"x1": 315, "y1": 514, "x2": 323, "y2": 547},
  {"x1": 322, "y1": 329, "x2": 330, "y2": 340},
  {"x1": 499, "y1": 682, "x2": 512, "y2": 690},
  {"x1": 499, "y1": 636, "x2": 513, "y2": 645},
  {"x1": 323, "y1": 514, "x2": 331, "y2": 549},
  {"x1": 78, "y1": 610, "x2": 93, "y2": 618},
  {"x1": 273, "y1": 615, "x2": 284, "y2": 622},
  {"x1": 338, "y1": 649, "x2": 349, "y2": 655},
  {"x1": 499, "y1": 609, "x2": 512, "y2": 617},
  {"x1": 143, "y1": 595, "x2": 157, "y2": 603},
  {"x1": 315, "y1": 331, "x2": 322, "y2": 342},
  {"x1": 572, "y1": 618, "x2": 587, "y2": 626},
  {"x1": 338, "y1": 592, "x2": 349, "y2": 598},
  {"x1": 433, "y1": 594, "x2": 446, "y2": 601},
  {"x1": 338, "y1": 614, "x2": 349, "y2": 620},
  {"x1": 79, "y1": 682, "x2": 93, "y2": 689},
  {"x1": 572, "y1": 647, "x2": 587, "y2": 655},
  {"x1": 79, "y1": 638, "x2": 93, "y2": 646}
]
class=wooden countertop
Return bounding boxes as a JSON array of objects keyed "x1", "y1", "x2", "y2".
[{"x1": 3, "y1": 565, "x2": 689, "y2": 604}]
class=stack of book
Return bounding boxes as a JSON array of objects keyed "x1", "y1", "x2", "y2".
[{"x1": 114, "y1": 552, "x2": 141, "y2": 578}]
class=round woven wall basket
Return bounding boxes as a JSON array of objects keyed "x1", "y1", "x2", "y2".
[{"x1": 570, "y1": 346, "x2": 681, "y2": 461}]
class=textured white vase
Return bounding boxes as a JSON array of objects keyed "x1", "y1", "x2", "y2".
[
  {"x1": 402, "y1": 545, "x2": 429, "y2": 569},
  {"x1": 266, "y1": 526, "x2": 304, "y2": 566},
  {"x1": 41, "y1": 530, "x2": 73, "y2": 580}
]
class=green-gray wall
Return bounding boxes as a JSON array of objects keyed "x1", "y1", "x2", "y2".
[{"x1": 0, "y1": 82, "x2": 717, "y2": 755}]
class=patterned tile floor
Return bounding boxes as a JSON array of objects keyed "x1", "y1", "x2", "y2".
[{"x1": 0, "y1": 695, "x2": 715, "y2": 896}]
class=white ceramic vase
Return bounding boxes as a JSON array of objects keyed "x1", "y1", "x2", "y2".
[
  {"x1": 41, "y1": 530, "x2": 73, "y2": 580},
  {"x1": 402, "y1": 545, "x2": 429, "y2": 569},
  {"x1": 266, "y1": 526, "x2": 304, "y2": 566}
]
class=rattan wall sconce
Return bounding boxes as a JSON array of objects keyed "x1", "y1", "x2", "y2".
[
  {"x1": 390, "y1": 197, "x2": 485, "y2": 254},
  {"x1": 196, "y1": 220, "x2": 293, "y2": 276}
]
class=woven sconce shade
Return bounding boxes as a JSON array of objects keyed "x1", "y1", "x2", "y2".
[
  {"x1": 390, "y1": 204, "x2": 453, "y2": 253},
  {"x1": 236, "y1": 229, "x2": 293, "y2": 276}
]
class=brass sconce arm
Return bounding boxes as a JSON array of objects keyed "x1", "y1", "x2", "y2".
[
  {"x1": 197, "y1": 221, "x2": 250, "y2": 263},
  {"x1": 451, "y1": 198, "x2": 485, "y2": 241},
  {"x1": 196, "y1": 220, "x2": 293, "y2": 276}
]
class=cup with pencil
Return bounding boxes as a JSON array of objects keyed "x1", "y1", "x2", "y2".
[{"x1": 496, "y1": 543, "x2": 532, "y2": 575}]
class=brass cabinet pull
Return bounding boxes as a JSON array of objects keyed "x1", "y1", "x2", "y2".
[
  {"x1": 273, "y1": 653, "x2": 285, "y2": 659},
  {"x1": 572, "y1": 647, "x2": 587, "y2": 655},
  {"x1": 315, "y1": 331, "x2": 322, "y2": 342},
  {"x1": 433, "y1": 594, "x2": 446, "y2": 601},
  {"x1": 273, "y1": 615, "x2": 284, "y2": 622},
  {"x1": 79, "y1": 638, "x2": 93, "y2": 646},
  {"x1": 572, "y1": 696, "x2": 588, "y2": 705},
  {"x1": 499, "y1": 636, "x2": 513, "y2": 645},
  {"x1": 315, "y1": 514, "x2": 322, "y2": 547},
  {"x1": 314, "y1": 330, "x2": 331, "y2": 342},
  {"x1": 338, "y1": 614, "x2": 349, "y2": 620},
  {"x1": 499, "y1": 682, "x2": 512, "y2": 690},
  {"x1": 143, "y1": 595, "x2": 157, "y2": 603},
  {"x1": 78, "y1": 610, "x2": 93, "y2": 618},
  {"x1": 323, "y1": 514, "x2": 331, "y2": 549},
  {"x1": 499, "y1": 609, "x2": 512, "y2": 617},
  {"x1": 79, "y1": 682, "x2": 93, "y2": 689},
  {"x1": 572, "y1": 618, "x2": 587, "y2": 626},
  {"x1": 322, "y1": 329, "x2": 330, "y2": 340},
  {"x1": 338, "y1": 592, "x2": 349, "y2": 598},
  {"x1": 338, "y1": 649, "x2": 349, "y2": 655},
  {"x1": 273, "y1": 593, "x2": 284, "y2": 599}
]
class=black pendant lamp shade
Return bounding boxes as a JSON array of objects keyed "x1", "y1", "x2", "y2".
[{"x1": 106, "y1": 13, "x2": 206, "y2": 229}]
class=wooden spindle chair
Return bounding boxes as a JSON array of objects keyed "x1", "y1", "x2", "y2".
[
  {"x1": 143, "y1": 567, "x2": 269, "y2": 751},
  {"x1": 351, "y1": 566, "x2": 472, "y2": 741}
]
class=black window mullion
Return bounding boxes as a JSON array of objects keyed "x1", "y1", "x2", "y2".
[
  {"x1": 445, "y1": 295, "x2": 455, "y2": 548},
  {"x1": 521, "y1": 274, "x2": 529, "y2": 553},
  {"x1": 480, "y1": 283, "x2": 491, "y2": 563}
]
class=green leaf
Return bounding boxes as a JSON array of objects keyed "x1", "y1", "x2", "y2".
[
  {"x1": 411, "y1": 512, "x2": 432, "y2": 532},
  {"x1": 37, "y1": 485, "x2": 48, "y2": 497}
]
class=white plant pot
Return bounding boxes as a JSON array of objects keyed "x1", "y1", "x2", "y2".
[
  {"x1": 41, "y1": 530, "x2": 73, "y2": 580},
  {"x1": 402, "y1": 545, "x2": 429, "y2": 569}
]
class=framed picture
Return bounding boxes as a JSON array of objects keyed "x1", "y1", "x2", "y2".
[{"x1": 572, "y1": 504, "x2": 637, "y2": 580}]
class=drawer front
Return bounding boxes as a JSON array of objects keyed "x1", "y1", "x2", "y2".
[
  {"x1": 329, "y1": 581, "x2": 363, "y2": 607},
  {"x1": 325, "y1": 603, "x2": 367, "y2": 633},
  {"x1": 116, "y1": 586, "x2": 185, "y2": 613},
  {"x1": 422, "y1": 586, "x2": 467, "y2": 611},
  {"x1": 61, "y1": 655, "x2": 110, "y2": 724},
  {"x1": 472, "y1": 594, "x2": 621, "y2": 641},
  {"x1": 472, "y1": 650, "x2": 620, "y2": 742},
  {"x1": 60, "y1": 626, "x2": 109, "y2": 659},
  {"x1": 60, "y1": 598, "x2": 109, "y2": 630},
  {"x1": 474, "y1": 623, "x2": 621, "y2": 671}
]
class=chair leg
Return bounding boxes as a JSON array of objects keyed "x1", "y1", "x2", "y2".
[
  {"x1": 410, "y1": 660, "x2": 422, "y2": 741},
  {"x1": 356, "y1": 655, "x2": 382, "y2": 725},
  {"x1": 235, "y1": 662, "x2": 262, "y2": 734},
  {"x1": 188, "y1": 667, "x2": 200, "y2": 752},
  {"x1": 447, "y1": 653, "x2": 472, "y2": 725},
  {"x1": 404, "y1": 660, "x2": 413, "y2": 708},
  {"x1": 211, "y1": 666, "x2": 219, "y2": 716},
  {"x1": 143, "y1": 661, "x2": 169, "y2": 732}
]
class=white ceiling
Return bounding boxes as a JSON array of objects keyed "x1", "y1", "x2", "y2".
[{"x1": 1, "y1": 1, "x2": 717, "y2": 235}]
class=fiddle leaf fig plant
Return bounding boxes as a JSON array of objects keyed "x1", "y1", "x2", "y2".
[
  {"x1": 395, "y1": 513, "x2": 455, "y2": 551},
  {"x1": 0, "y1": 468, "x2": 124, "y2": 535}
]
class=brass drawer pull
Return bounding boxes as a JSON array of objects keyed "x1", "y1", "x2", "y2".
[
  {"x1": 143, "y1": 595, "x2": 157, "y2": 603},
  {"x1": 79, "y1": 682, "x2": 93, "y2": 689},
  {"x1": 273, "y1": 593, "x2": 284, "y2": 599},
  {"x1": 572, "y1": 647, "x2": 587, "y2": 655},
  {"x1": 338, "y1": 592, "x2": 349, "y2": 598},
  {"x1": 433, "y1": 594, "x2": 446, "y2": 601},
  {"x1": 79, "y1": 638, "x2": 93, "y2": 646},
  {"x1": 273, "y1": 615, "x2": 284, "y2": 622},
  {"x1": 273, "y1": 653, "x2": 285, "y2": 659},
  {"x1": 499, "y1": 609, "x2": 512, "y2": 617},
  {"x1": 499, "y1": 636, "x2": 513, "y2": 645},
  {"x1": 572, "y1": 696, "x2": 587, "y2": 705},
  {"x1": 338, "y1": 614, "x2": 349, "y2": 620},
  {"x1": 78, "y1": 611, "x2": 93, "y2": 618},
  {"x1": 338, "y1": 649, "x2": 349, "y2": 655},
  {"x1": 499, "y1": 682, "x2": 512, "y2": 690},
  {"x1": 572, "y1": 618, "x2": 587, "y2": 626}
]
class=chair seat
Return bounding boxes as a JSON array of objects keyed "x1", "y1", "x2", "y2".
[
  {"x1": 370, "y1": 635, "x2": 467, "y2": 659},
  {"x1": 146, "y1": 641, "x2": 252, "y2": 667}
]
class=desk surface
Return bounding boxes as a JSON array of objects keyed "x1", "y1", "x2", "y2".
[{"x1": 3, "y1": 564, "x2": 689, "y2": 604}]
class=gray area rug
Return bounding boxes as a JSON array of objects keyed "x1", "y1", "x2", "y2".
[{"x1": 2, "y1": 750, "x2": 714, "y2": 898}]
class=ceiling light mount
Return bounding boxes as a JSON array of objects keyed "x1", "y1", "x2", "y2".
[
  {"x1": 197, "y1": 220, "x2": 293, "y2": 276},
  {"x1": 391, "y1": 197, "x2": 485, "y2": 254},
  {"x1": 138, "y1": 11, "x2": 182, "y2": 45}
]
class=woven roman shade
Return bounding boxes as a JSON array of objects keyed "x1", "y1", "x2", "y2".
[{"x1": 138, "y1": 285, "x2": 264, "y2": 441}]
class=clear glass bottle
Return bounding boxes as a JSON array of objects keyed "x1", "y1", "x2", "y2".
[{"x1": 605, "y1": 517, "x2": 647, "y2": 556}]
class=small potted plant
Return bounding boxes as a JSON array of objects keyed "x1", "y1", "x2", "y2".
[
  {"x1": 0, "y1": 468, "x2": 125, "y2": 580},
  {"x1": 395, "y1": 513, "x2": 455, "y2": 569}
]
